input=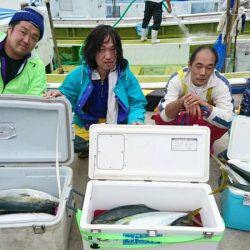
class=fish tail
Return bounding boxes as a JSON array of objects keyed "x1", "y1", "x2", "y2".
[
  {"x1": 187, "y1": 208, "x2": 202, "y2": 222},
  {"x1": 170, "y1": 208, "x2": 202, "y2": 226},
  {"x1": 210, "y1": 168, "x2": 229, "y2": 195}
]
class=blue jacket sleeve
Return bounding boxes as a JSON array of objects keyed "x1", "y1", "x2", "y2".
[
  {"x1": 125, "y1": 69, "x2": 147, "y2": 124},
  {"x1": 58, "y1": 66, "x2": 82, "y2": 112}
]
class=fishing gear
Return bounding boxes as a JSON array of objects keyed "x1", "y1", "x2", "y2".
[{"x1": 210, "y1": 154, "x2": 250, "y2": 193}]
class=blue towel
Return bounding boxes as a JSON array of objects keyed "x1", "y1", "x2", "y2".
[{"x1": 213, "y1": 34, "x2": 226, "y2": 72}]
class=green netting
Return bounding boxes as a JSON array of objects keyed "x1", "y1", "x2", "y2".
[{"x1": 140, "y1": 66, "x2": 166, "y2": 75}]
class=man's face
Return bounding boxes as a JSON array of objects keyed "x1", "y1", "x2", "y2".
[
  {"x1": 189, "y1": 49, "x2": 216, "y2": 86},
  {"x1": 95, "y1": 36, "x2": 117, "y2": 74},
  {"x1": 6, "y1": 21, "x2": 40, "y2": 59}
]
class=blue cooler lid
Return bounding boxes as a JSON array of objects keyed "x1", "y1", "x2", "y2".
[{"x1": 0, "y1": 95, "x2": 74, "y2": 166}]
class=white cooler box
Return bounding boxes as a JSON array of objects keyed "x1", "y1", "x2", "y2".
[
  {"x1": 79, "y1": 124, "x2": 225, "y2": 250},
  {"x1": 0, "y1": 95, "x2": 74, "y2": 250}
]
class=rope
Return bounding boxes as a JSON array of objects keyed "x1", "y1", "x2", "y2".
[
  {"x1": 112, "y1": 0, "x2": 137, "y2": 28},
  {"x1": 0, "y1": 8, "x2": 16, "y2": 21},
  {"x1": 0, "y1": 8, "x2": 16, "y2": 14},
  {"x1": 0, "y1": 15, "x2": 14, "y2": 21},
  {"x1": 0, "y1": 8, "x2": 16, "y2": 20},
  {"x1": 56, "y1": 118, "x2": 62, "y2": 198}
]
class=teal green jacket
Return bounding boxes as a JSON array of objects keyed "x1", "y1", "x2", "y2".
[
  {"x1": 0, "y1": 32, "x2": 46, "y2": 95},
  {"x1": 59, "y1": 62, "x2": 147, "y2": 128}
]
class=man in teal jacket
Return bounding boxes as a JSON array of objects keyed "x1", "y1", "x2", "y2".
[
  {"x1": 0, "y1": 7, "x2": 46, "y2": 95},
  {"x1": 46, "y1": 25, "x2": 147, "y2": 158}
]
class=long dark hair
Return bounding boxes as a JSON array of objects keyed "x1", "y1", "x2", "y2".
[
  {"x1": 83, "y1": 25, "x2": 127, "y2": 71},
  {"x1": 189, "y1": 46, "x2": 218, "y2": 66}
]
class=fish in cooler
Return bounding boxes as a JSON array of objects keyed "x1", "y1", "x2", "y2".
[
  {"x1": 115, "y1": 208, "x2": 202, "y2": 227},
  {"x1": 0, "y1": 189, "x2": 59, "y2": 215},
  {"x1": 91, "y1": 204, "x2": 158, "y2": 224}
]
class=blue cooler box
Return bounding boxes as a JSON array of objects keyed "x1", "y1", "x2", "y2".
[
  {"x1": 221, "y1": 187, "x2": 250, "y2": 231},
  {"x1": 221, "y1": 115, "x2": 250, "y2": 231}
]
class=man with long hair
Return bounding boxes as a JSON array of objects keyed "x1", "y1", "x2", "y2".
[{"x1": 45, "y1": 25, "x2": 147, "y2": 158}]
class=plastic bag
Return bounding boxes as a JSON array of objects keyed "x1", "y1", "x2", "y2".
[
  {"x1": 135, "y1": 23, "x2": 149, "y2": 37},
  {"x1": 239, "y1": 81, "x2": 250, "y2": 116},
  {"x1": 213, "y1": 34, "x2": 226, "y2": 72}
]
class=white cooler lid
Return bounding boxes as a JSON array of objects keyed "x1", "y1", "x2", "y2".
[
  {"x1": 0, "y1": 95, "x2": 74, "y2": 166},
  {"x1": 227, "y1": 115, "x2": 250, "y2": 163},
  {"x1": 89, "y1": 124, "x2": 210, "y2": 183}
]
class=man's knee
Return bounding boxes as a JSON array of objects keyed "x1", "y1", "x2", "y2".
[
  {"x1": 153, "y1": 112, "x2": 176, "y2": 125},
  {"x1": 74, "y1": 135, "x2": 89, "y2": 153},
  {"x1": 73, "y1": 124, "x2": 89, "y2": 156}
]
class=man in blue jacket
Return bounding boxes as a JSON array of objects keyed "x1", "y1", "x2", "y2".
[{"x1": 45, "y1": 25, "x2": 147, "y2": 158}]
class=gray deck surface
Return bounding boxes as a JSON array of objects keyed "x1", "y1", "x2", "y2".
[{"x1": 68, "y1": 97, "x2": 250, "y2": 250}]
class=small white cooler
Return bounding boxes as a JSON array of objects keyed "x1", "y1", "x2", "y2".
[
  {"x1": 0, "y1": 95, "x2": 74, "y2": 250},
  {"x1": 79, "y1": 124, "x2": 225, "y2": 250}
]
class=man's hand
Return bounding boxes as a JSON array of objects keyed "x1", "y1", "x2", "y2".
[
  {"x1": 183, "y1": 93, "x2": 202, "y2": 118},
  {"x1": 182, "y1": 93, "x2": 213, "y2": 119},
  {"x1": 165, "y1": 0, "x2": 172, "y2": 13},
  {"x1": 167, "y1": 6, "x2": 172, "y2": 13},
  {"x1": 43, "y1": 90, "x2": 64, "y2": 98},
  {"x1": 183, "y1": 93, "x2": 202, "y2": 106},
  {"x1": 184, "y1": 101, "x2": 202, "y2": 119}
]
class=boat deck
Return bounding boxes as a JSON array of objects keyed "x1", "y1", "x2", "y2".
[
  {"x1": 57, "y1": 34, "x2": 250, "y2": 47},
  {"x1": 53, "y1": 10, "x2": 250, "y2": 42},
  {"x1": 46, "y1": 67, "x2": 250, "y2": 96},
  {"x1": 53, "y1": 10, "x2": 250, "y2": 28}
]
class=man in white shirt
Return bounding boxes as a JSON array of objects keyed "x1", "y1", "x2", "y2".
[
  {"x1": 141, "y1": 0, "x2": 172, "y2": 43},
  {"x1": 155, "y1": 46, "x2": 234, "y2": 151}
]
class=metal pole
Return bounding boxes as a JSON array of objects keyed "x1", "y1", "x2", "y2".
[
  {"x1": 223, "y1": 0, "x2": 232, "y2": 72},
  {"x1": 113, "y1": 0, "x2": 117, "y2": 18},
  {"x1": 233, "y1": 0, "x2": 240, "y2": 72},
  {"x1": 45, "y1": 0, "x2": 64, "y2": 74}
]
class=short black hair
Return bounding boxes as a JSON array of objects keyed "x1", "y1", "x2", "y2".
[
  {"x1": 83, "y1": 25, "x2": 127, "y2": 71},
  {"x1": 9, "y1": 21, "x2": 21, "y2": 29},
  {"x1": 189, "y1": 46, "x2": 218, "y2": 66}
]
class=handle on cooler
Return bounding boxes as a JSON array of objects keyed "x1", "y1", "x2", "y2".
[
  {"x1": 66, "y1": 188, "x2": 85, "y2": 213},
  {"x1": 0, "y1": 123, "x2": 16, "y2": 140}
]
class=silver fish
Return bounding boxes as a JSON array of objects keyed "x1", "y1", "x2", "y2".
[
  {"x1": 115, "y1": 208, "x2": 202, "y2": 227},
  {"x1": 91, "y1": 204, "x2": 158, "y2": 224},
  {"x1": 0, "y1": 189, "x2": 59, "y2": 215}
]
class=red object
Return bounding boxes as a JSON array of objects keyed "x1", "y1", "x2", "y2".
[
  {"x1": 93, "y1": 210, "x2": 107, "y2": 219},
  {"x1": 153, "y1": 112, "x2": 227, "y2": 151},
  {"x1": 193, "y1": 213, "x2": 203, "y2": 227}
]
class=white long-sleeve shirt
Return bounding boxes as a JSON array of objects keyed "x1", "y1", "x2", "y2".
[{"x1": 158, "y1": 68, "x2": 234, "y2": 129}]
